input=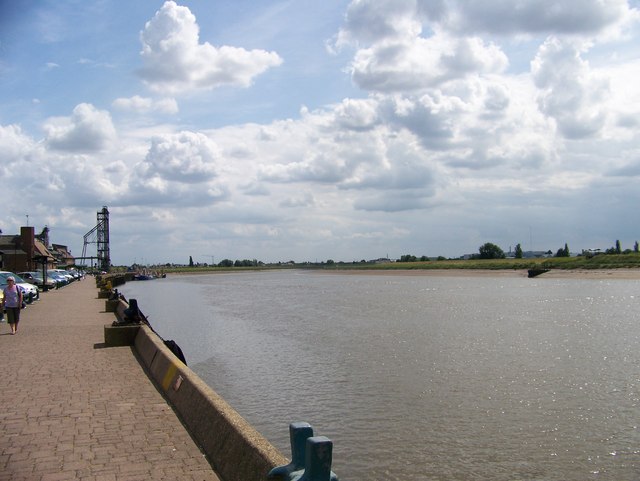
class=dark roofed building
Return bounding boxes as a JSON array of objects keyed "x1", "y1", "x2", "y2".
[
  {"x1": 51, "y1": 244, "x2": 75, "y2": 268},
  {"x1": 0, "y1": 226, "x2": 57, "y2": 272}
]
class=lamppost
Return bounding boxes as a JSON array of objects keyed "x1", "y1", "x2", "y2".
[{"x1": 34, "y1": 255, "x2": 49, "y2": 291}]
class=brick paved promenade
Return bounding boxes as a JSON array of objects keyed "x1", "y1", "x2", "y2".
[{"x1": 0, "y1": 278, "x2": 220, "y2": 481}]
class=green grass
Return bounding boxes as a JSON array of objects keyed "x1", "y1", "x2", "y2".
[
  {"x1": 111, "y1": 253, "x2": 640, "y2": 274},
  {"x1": 316, "y1": 253, "x2": 640, "y2": 271}
]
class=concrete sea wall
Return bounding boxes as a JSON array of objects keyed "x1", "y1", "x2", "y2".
[
  {"x1": 103, "y1": 293, "x2": 288, "y2": 481},
  {"x1": 135, "y1": 325, "x2": 288, "y2": 481}
]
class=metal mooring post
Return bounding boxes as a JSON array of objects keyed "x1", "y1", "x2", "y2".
[{"x1": 268, "y1": 423, "x2": 338, "y2": 481}]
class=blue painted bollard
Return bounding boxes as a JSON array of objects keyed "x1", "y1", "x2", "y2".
[
  {"x1": 268, "y1": 422, "x2": 314, "y2": 479},
  {"x1": 268, "y1": 423, "x2": 338, "y2": 481},
  {"x1": 297, "y1": 436, "x2": 335, "y2": 481}
]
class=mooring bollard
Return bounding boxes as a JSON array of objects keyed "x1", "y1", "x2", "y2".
[
  {"x1": 268, "y1": 423, "x2": 338, "y2": 481},
  {"x1": 297, "y1": 436, "x2": 335, "y2": 481},
  {"x1": 268, "y1": 422, "x2": 314, "y2": 479}
]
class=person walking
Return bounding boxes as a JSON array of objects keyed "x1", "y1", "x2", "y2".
[{"x1": 2, "y1": 276, "x2": 23, "y2": 335}]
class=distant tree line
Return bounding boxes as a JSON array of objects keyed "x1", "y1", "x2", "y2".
[
  {"x1": 188, "y1": 257, "x2": 263, "y2": 268},
  {"x1": 584, "y1": 239, "x2": 639, "y2": 256},
  {"x1": 220, "y1": 259, "x2": 262, "y2": 267},
  {"x1": 184, "y1": 239, "x2": 640, "y2": 268},
  {"x1": 397, "y1": 238, "x2": 640, "y2": 262},
  {"x1": 399, "y1": 254, "x2": 431, "y2": 262}
]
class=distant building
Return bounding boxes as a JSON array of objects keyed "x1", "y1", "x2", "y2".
[
  {"x1": 0, "y1": 226, "x2": 59, "y2": 272},
  {"x1": 369, "y1": 258, "x2": 394, "y2": 264},
  {"x1": 51, "y1": 243, "x2": 75, "y2": 267},
  {"x1": 522, "y1": 251, "x2": 552, "y2": 258}
]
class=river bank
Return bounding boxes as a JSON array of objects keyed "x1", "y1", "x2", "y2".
[
  {"x1": 318, "y1": 267, "x2": 640, "y2": 279},
  {"x1": 167, "y1": 267, "x2": 640, "y2": 280}
]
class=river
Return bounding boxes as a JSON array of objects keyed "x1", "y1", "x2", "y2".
[{"x1": 120, "y1": 270, "x2": 640, "y2": 480}]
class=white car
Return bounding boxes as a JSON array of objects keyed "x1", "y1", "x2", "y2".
[{"x1": 51, "y1": 269, "x2": 76, "y2": 283}]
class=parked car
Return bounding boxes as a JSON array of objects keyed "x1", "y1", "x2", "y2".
[
  {"x1": 47, "y1": 271, "x2": 69, "y2": 288},
  {"x1": 0, "y1": 271, "x2": 40, "y2": 303},
  {"x1": 18, "y1": 271, "x2": 57, "y2": 291},
  {"x1": 51, "y1": 269, "x2": 75, "y2": 283},
  {"x1": 68, "y1": 269, "x2": 84, "y2": 280}
]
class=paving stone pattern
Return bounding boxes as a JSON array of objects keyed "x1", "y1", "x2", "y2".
[{"x1": 0, "y1": 278, "x2": 220, "y2": 481}]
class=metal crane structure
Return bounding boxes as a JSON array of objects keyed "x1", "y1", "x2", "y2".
[{"x1": 80, "y1": 206, "x2": 111, "y2": 271}]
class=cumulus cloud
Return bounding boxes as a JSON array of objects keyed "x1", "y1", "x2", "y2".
[
  {"x1": 138, "y1": 1, "x2": 283, "y2": 94},
  {"x1": 0, "y1": 120, "x2": 126, "y2": 209},
  {"x1": 335, "y1": 0, "x2": 422, "y2": 46},
  {"x1": 112, "y1": 95, "x2": 178, "y2": 114},
  {"x1": 343, "y1": 136, "x2": 437, "y2": 192},
  {"x1": 328, "y1": 0, "x2": 639, "y2": 179},
  {"x1": 378, "y1": 93, "x2": 462, "y2": 149},
  {"x1": 137, "y1": 131, "x2": 220, "y2": 183},
  {"x1": 422, "y1": 0, "x2": 636, "y2": 36},
  {"x1": 0, "y1": 124, "x2": 36, "y2": 167},
  {"x1": 532, "y1": 37, "x2": 610, "y2": 138},
  {"x1": 334, "y1": 98, "x2": 379, "y2": 131},
  {"x1": 258, "y1": 152, "x2": 348, "y2": 184},
  {"x1": 483, "y1": 83, "x2": 510, "y2": 114},
  {"x1": 333, "y1": 2, "x2": 514, "y2": 104},
  {"x1": 350, "y1": 32, "x2": 508, "y2": 92},
  {"x1": 44, "y1": 103, "x2": 116, "y2": 152},
  {"x1": 335, "y1": 0, "x2": 637, "y2": 96},
  {"x1": 245, "y1": 105, "x2": 439, "y2": 212}
]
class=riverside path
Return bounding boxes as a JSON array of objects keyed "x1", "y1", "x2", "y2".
[{"x1": 0, "y1": 277, "x2": 220, "y2": 481}]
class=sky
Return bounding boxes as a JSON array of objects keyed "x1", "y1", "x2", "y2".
[{"x1": 1, "y1": 0, "x2": 640, "y2": 266}]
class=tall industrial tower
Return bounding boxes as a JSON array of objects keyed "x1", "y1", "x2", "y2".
[{"x1": 81, "y1": 206, "x2": 111, "y2": 271}]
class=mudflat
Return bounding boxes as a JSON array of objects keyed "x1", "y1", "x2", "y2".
[{"x1": 317, "y1": 268, "x2": 640, "y2": 279}]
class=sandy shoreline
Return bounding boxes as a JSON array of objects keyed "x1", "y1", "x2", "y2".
[
  {"x1": 169, "y1": 268, "x2": 640, "y2": 280},
  {"x1": 318, "y1": 268, "x2": 640, "y2": 280}
]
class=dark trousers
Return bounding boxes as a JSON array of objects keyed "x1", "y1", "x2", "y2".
[{"x1": 6, "y1": 307, "x2": 20, "y2": 325}]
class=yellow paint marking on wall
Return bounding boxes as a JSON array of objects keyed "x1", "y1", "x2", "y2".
[{"x1": 162, "y1": 363, "x2": 178, "y2": 391}]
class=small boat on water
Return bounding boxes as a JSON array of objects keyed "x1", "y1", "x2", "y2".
[
  {"x1": 132, "y1": 270, "x2": 166, "y2": 281},
  {"x1": 133, "y1": 274, "x2": 155, "y2": 281}
]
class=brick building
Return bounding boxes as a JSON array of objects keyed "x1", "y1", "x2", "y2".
[{"x1": 0, "y1": 226, "x2": 59, "y2": 272}]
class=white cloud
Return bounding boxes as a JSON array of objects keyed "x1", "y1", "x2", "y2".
[
  {"x1": 44, "y1": 103, "x2": 116, "y2": 152},
  {"x1": 280, "y1": 192, "x2": 315, "y2": 208},
  {"x1": 112, "y1": 95, "x2": 178, "y2": 115},
  {"x1": 334, "y1": 98, "x2": 379, "y2": 131},
  {"x1": 0, "y1": 121, "x2": 126, "y2": 210},
  {"x1": 138, "y1": 1, "x2": 283, "y2": 94},
  {"x1": 427, "y1": 0, "x2": 636, "y2": 36},
  {"x1": 0, "y1": 124, "x2": 36, "y2": 167},
  {"x1": 349, "y1": 32, "x2": 508, "y2": 92},
  {"x1": 335, "y1": 0, "x2": 422, "y2": 47},
  {"x1": 137, "y1": 131, "x2": 220, "y2": 183},
  {"x1": 532, "y1": 37, "x2": 610, "y2": 138}
]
